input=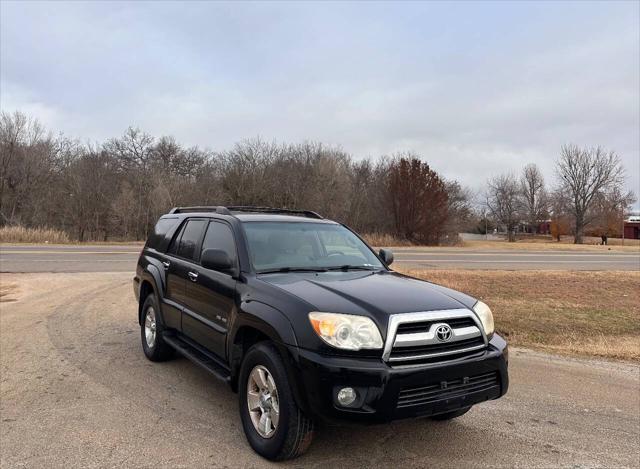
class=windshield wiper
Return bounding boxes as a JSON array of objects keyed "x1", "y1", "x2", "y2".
[
  {"x1": 257, "y1": 267, "x2": 328, "y2": 274},
  {"x1": 325, "y1": 265, "x2": 378, "y2": 271}
]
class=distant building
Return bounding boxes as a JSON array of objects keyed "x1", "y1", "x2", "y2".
[
  {"x1": 537, "y1": 220, "x2": 551, "y2": 235},
  {"x1": 624, "y1": 216, "x2": 640, "y2": 240}
]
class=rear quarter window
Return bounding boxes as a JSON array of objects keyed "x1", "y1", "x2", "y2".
[{"x1": 146, "y1": 217, "x2": 180, "y2": 250}]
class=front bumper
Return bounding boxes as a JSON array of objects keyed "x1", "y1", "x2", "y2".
[{"x1": 289, "y1": 334, "x2": 508, "y2": 423}]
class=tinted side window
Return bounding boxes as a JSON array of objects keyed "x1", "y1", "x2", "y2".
[
  {"x1": 147, "y1": 216, "x2": 180, "y2": 250},
  {"x1": 177, "y1": 220, "x2": 207, "y2": 261},
  {"x1": 167, "y1": 221, "x2": 186, "y2": 255},
  {"x1": 201, "y1": 222, "x2": 237, "y2": 265}
]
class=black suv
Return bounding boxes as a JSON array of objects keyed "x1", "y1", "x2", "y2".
[{"x1": 133, "y1": 206, "x2": 509, "y2": 460}]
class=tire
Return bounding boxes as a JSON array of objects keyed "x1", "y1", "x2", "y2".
[
  {"x1": 430, "y1": 406, "x2": 471, "y2": 421},
  {"x1": 238, "y1": 342, "x2": 314, "y2": 461},
  {"x1": 140, "y1": 294, "x2": 174, "y2": 362}
]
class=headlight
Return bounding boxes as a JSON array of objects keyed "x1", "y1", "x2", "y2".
[
  {"x1": 308, "y1": 312, "x2": 383, "y2": 350},
  {"x1": 473, "y1": 301, "x2": 495, "y2": 337}
]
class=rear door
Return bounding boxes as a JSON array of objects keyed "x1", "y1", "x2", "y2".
[
  {"x1": 182, "y1": 220, "x2": 238, "y2": 359},
  {"x1": 163, "y1": 218, "x2": 208, "y2": 331}
]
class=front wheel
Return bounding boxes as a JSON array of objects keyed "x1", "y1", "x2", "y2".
[{"x1": 238, "y1": 342, "x2": 314, "y2": 461}]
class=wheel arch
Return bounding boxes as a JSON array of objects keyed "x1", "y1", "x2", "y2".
[
  {"x1": 137, "y1": 267, "x2": 164, "y2": 326},
  {"x1": 229, "y1": 302, "x2": 309, "y2": 413}
]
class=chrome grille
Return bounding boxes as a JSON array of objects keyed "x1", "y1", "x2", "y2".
[
  {"x1": 396, "y1": 317, "x2": 476, "y2": 334},
  {"x1": 383, "y1": 309, "x2": 487, "y2": 365}
]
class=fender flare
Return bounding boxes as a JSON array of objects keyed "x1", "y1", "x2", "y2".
[
  {"x1": 137, "y1": 264, "x2": 165, "y2": 326},
  {"x1": 232, "y1": 300, "x2": 298, "y2": 348},
  {"x1": 229, "y1": 301, "x2": 310, "y2": 413}
]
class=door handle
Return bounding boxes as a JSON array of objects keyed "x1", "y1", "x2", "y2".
[
  {"x1": 188, "y1": 271, "x2": 199, "y2": 282},
  {"x1": 162, "y1": 261, "x2": 170, "y2": 269}
]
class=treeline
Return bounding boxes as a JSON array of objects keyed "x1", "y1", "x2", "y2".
[
  {"x1": 483, "y1": 147, "x2": 635, "y2": 243},
  {"x1": 0, "y1": 111, "x2": 472, "y2": 243},
  {"x1": 2, "y1": 111, "x2": 634, "y2": 244}
]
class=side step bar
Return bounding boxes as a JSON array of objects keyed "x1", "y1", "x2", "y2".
[{"x1": 163, "y1": 334, "x2": 231, "y2": 383}]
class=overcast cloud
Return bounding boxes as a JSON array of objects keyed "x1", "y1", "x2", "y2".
[{"x1": 1, "y1": 1, "x2": 638, "y2": 205}]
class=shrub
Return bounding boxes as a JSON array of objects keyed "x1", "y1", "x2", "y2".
[
  {"x1": 362, "y1": 232, "x2": 413, "y2": 247},
  {"x1": 0, "y1": 226, "x2": 70, "y2": 244}
]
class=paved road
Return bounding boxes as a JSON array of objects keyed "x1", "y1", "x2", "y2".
[
  {"x1": 1, "y1": 244, "x2": 639, "y2": 272},
  {"x1": 392, "y1": 248, "x2": 640, "y2": 271},
  {"x1": 1, "y1": 272, "x2": 638, "y2": 468},
  {"x1": 0, "y1": 245, "x2": 140, "y2": 272}
]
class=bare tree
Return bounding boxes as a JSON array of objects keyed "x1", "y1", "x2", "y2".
[
  {"x1": 556, "y1": 144, "x2": 625, "y2": 244},
  {"x1": 0, "y1": 111, "x2": 57, "y2": 226},
  {"x1": 520, "y1": 163, "x2": 547, "y2": 233},
  {"x1": 548, "y1": 188, "x2": 572, "y2": 242},
  {"x1": 442, "y1": 180, "x2": 473, "y2": 242},
  {"x1": 486, "y1": 173, "x2": 521, "y2": 242},
  {"x1": 590, "y1": 187, "x2": 637, "y2": 240}
]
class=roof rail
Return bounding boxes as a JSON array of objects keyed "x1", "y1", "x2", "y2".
[
  {"x1": 226, "y1": 206, "x2": 324, "y2": 219},
  {"x1": 169, "y1": 206, "x2": 232, "y2": 215},
  {"x1": 168, "y1": 205, "x2": 323, "y2": 219}
]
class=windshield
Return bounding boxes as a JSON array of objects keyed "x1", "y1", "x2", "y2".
[{"x1": 242, "y1": 221, "x2": 384, "y2": 273}]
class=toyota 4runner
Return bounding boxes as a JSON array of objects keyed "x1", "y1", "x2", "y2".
[{"x1": 133, "y1": 206, "x2": 509, "y2": 460}]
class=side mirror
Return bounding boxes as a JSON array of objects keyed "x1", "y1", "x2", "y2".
[
  {"x1": 201, "y1": 248, "x2": 234, "y2": 273},
  {"x1": 379, "y1": 248, "x2": 394, "y2": 266}
]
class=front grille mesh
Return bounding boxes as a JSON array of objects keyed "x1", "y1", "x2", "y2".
[
  {"x1": 396, "y1": 317, "x2": 476, "y2": 334},
  {"x1": 396, "y1": 371, "x2": 499, "y2": 408},
  {"x1": 389, "y1": 336, "x2": 485, "y2": 360}
]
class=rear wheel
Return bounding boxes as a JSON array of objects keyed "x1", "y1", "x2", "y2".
[
  {"x1": 239, "y1": 342, "x2": 314, "y2": 460},
  {"x1": 140, "y1": 294, "x2": 173, "y2": 361},
  {"x1": 430, "y1": 406, "x2": 471, "y2": 421}
]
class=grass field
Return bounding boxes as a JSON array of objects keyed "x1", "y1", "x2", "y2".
[
  {"x1": 397, "y1": 268, "x2": 640, "y2": 361},
  {"x1": 461, "y1": 238, "x2": 640, "y2": 252}
]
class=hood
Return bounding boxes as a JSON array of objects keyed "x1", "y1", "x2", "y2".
[{"x1": 258, "y1": 270, "x2": 477, "y2": 326}]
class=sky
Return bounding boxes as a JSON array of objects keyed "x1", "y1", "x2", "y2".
[{"x1": 1, "y1": 1, "x2": 639, "y2": 206}]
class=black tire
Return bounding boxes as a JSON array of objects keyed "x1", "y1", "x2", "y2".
[
  {"x1": 430, "y1": 406, "x2": 471, "y2": 421},
  {"x1": 238, "y1": 342, "x2": 314, "y2": 461},
  {"x1": 140, "y1": 294, "x2": 174, "y2": 362}
]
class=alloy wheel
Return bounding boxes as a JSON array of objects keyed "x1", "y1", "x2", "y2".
[{"x1": 247, "y1": 365, "x2": 280, "y2": 438}]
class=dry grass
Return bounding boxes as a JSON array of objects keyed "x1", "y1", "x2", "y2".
[
  {"x1": 362, "y1": 233, "x2": 414, "y2": 247},
  {"x1": 396, "y1": 268, "x2": 640, "y2": 361},
  {"x1": 462, "y1": 239, "x2": 639, "y2": 252},
  {"x1": 0, "y1": 226, "x2": 70, "y2": 244}
]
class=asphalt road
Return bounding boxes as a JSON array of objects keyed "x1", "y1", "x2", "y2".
[
  {"x1": 1, "y1": 272, "x2": 638, "y2": 468},
  {"x1": 1, "y1": 244, "x2": 639, "y2": 272},
  {"x1": 392, "y1": 248, "x2": 640, "y2": 271}
]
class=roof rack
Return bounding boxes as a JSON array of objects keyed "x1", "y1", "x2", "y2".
[
  {"x1": 226, "y1": 206, "x2": 323, "y2": 219},
  {"x1": 169, "y1": 206, "x2": 232, "y2": 215},
  {"x1": 168, "y1": 205, "x2": 323, "y2": 219}
]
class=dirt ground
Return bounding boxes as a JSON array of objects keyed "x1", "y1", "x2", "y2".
[{"x1": 1, "y1": 272, "x2": 639, "y2": 468}]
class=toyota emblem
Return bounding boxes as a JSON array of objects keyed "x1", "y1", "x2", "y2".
[{"x1": 435, "y1": 324, "x2": 453, "y2": 342}]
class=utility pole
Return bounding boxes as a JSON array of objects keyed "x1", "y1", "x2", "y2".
[
  {"x1": 622, "y1": 206, "x2": 625, "y2": 246},
  {"x1": 484, "y1": 208, "x2": 488, "y2": 240}
]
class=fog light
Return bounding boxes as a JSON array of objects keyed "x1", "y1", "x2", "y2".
[{"x1": 337, "y1": 387, "x2": 357, "y2": 406}]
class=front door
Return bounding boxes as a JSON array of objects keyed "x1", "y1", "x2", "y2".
[{"x1": 182, "y1": 220, "x2": 238, "y2": 359}]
